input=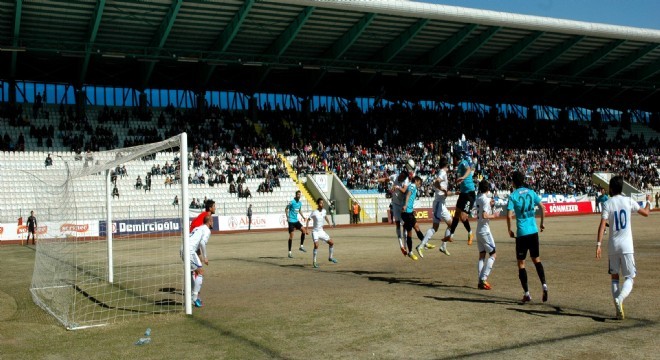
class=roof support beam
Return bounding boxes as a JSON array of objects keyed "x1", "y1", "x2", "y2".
[
  {"x1": 530, "y1": 35, "x2": 585, "y2": 74},
  {"x1": 201, "y1": 0, "x2": 255, "y2": 87},
  {"x1": 254, "y1": 7, "x2": 315, "y2": 93},
  {"x1": 490, "y1": 31, "x2": 543, "y2": 70},
  {"x1": 10, "y1": 0, "x2": 23, "y2": 78},
  {"x1": 601, "y1": 44, "x2": 659, "y2": 79},
  {"x1": 374, "y1": 19, "x2": 429, "y2": 63},
  {"x1": 633, "y1": 61, "x2": 660, "y2": 82},
  {"x1": 448, "y1": 26, "x2": 501, "y2": 68},
  {"x1": 568, "y1": 39, "x2": 625, "y2": 76},
  {"x1": 141, "y1": 0, "x2": 184, "y2": 89},
  {"x1": 424, "y1": 24, "x2": 478, "y2": 67},
  {"x1": 323, "y1": 13, "x2": 375, "y2": 60},
  {"x1": 79, "y1": 0, "x2": 106, "y2": 85},
  {"x1": 266, "y1": 6, "x2": 314, "y2": 57}
]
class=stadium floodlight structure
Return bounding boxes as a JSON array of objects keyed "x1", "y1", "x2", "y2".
[{"x1": 29, "y1": 133, "x2": 192, "y2": 330}]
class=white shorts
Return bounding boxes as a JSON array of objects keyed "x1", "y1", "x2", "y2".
[
  {"x1": 181, "y1": 249, "x2": 203, "y2": 271},
  {"x1": 391, "y1": 204, "x2": 403, "y2": 223},
  {"x1": 477, "y1": 231, "x2": 496, "y2": 254},
  {"x1": 312, "y1": 230, "x2": 331, "y2": 243},
  {"x1": 432, "y1": 200, "x2": 451, "y2": 224},
  {"x1": 609, "y1": 253, "x2": 636, "y2": 278}
]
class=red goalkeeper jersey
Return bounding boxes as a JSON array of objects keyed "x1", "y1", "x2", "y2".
[{"x1": 190, "y1": 211, "x2": 210, "y2": 232}]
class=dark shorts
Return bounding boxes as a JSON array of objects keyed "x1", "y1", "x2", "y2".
[
  {"x1": 288, "y1": 221, "x2": 303, "y2": 233},
  {"x1": 401, "y1": 212, "x2": 416, "y2": 232},
  {"x1": 516, "y1": 233, "x2": 540, "y2": 260},
  {"x1": 456, "y1": 192, "x2": 476, "y2": 214},
  {"x1": 28, "y1": 227, "x2": 35, "y2": 234}
]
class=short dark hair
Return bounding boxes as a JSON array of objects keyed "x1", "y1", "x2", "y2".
[
  {"x1": 439, "y1": 157, "x2": 448, "y2": 168},
  {"x1": 478, "y1": 179, "x2": 490, "y2": 193},
  {"x1": 609, "y1": 175, "x2": 623, "y2": 196},
  {"x1": 397, "y1": 172, "x2": 408, "y2": 182},
  {"x1": 205, "y1": 199, "x2": 215, "y2": 211},
  {"x1": 316, "y1": 197, "x2": 324, "y2": 205},
  {"x1": 413, "y1": 175, "x2": 422, "y2": 183},
  {"x1": 511, "y1": 171, "x2": 525, "y2": 188}
]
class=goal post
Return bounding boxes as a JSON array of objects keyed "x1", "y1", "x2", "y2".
[{"x1": 27, "y1": 132, "x2": 191, "y2": 329}]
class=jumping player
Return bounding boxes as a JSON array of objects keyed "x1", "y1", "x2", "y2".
[
  {"x1": 596, "y1": 176, "x2": 651, "y2": 320},
  {"x1": 403, "y1": 176, "x2": 427, "y2": 260},
  {"x1": 419, "y1": 157, "x2": 453, "y2": 255},
  {"x1": 378, "y1": 170, "x2": 410, "y2": 256},
  {"x1": 442, "y1": 150, "x2": 475, "y2": 245},
  {"x1": 286, "y1": 190, "x2": 308, "y2": 258},
  {"x1": 306, "y1": 198, "x2": 338, "y2": 268}
]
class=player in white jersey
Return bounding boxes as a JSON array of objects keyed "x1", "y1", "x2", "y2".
[
  {"x1": 306, "y1": 198, "x2": 338, "y2": 268},
  {"x1": 475, "y1": 180, "x2": 499, "y2": 290},
  {"x1": 596, "y1": 176, "x2": 651, "y2": 320},
  {"x1": 181, "y1": 214, "x2": 213, "y2": 307},
  {"x1": 419, "y1": 157, "x2": 453, "y2": 255},
  {"x1": 379, "y1": 171, "x2": 411, "y2": 256}
]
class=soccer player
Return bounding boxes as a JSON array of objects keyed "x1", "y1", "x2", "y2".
[
  {"x1": 403, "y1": 176, "x2": 426, "y2": 260},
  {"x1": 181, "y1": 214, "x2": 213, "y2": 308},
  {"x1": 378, "y1": 171, "x2": 411, "y2": 256},
  {"x1": 507, "y1": 171, "x2": 547, "y2": 303},
  {"x1": 419, "y1": 157, "x2": 453, "y2": 255},
  {"x1": 190, "y1": 199, "x2": 215, "y2": 232},
  {"x1": 442, "y1": 150, "x2": 475, "y2": 245},
  {"x1": 286, "y1": 190, "x2": 308, "y2": 258},
  {"x1": 26, "y1": 210, "x2": 37, "y2": 245},
  {"x1": 306, "y1": 198, "x2": 338, "y2": 268},
  {"x1": 475, "y1": 180, "x2": 499, "y2": 290},
  {"x1": 596, "y1": 176, "x2": 651, "y2": 320}
]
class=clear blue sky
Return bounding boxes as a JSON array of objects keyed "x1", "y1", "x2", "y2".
[{"x1": 424, "y1": 0, "x2": 659, "y2": 30}]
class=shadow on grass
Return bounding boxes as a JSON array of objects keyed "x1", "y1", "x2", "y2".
[
  {"x1": 195, "y1": 317, "x2": 286, "y2": 359},
  {"x1": 508, "y1": 305, "x2": 609, "y2": 322},
  {"x1": 425, "y1": 295, "x2": 519, "y2": 306},
  {"x1": 364, "y1": 275, "x2": 472, "y2": 290}
]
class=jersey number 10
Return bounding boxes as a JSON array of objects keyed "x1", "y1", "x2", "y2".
[{"x1": 613, "y1": 210, "x2": 627, "y2": 231}]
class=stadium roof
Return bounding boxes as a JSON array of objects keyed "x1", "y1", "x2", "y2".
[{"x1": 1, "y1": 0, "x2": 659, "y2": 111}]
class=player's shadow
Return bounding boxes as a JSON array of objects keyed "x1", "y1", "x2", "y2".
[
  {"x1": 425, "y1": 295, "x2": 519, "y2": 306},
  {"x1": 365, "y1": 275, "x2": 472, "y2": 290},
  {"x1": 508, "y1": 306, "x2": 609, "y2": 322},
  {"x1": 335, "y1": 270, "x2": 391, "y2": 276}
]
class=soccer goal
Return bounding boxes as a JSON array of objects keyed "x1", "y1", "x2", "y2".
[{"x1": 27, "y1": 133, "x2": 192, "y2": 329}]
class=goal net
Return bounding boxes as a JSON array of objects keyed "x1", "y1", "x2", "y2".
[{"x1": 26, "y1": 133, "x2": 190, "y2": 329}]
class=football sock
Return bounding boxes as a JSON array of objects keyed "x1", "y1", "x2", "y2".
[
  {"x1": 415, "y1": 230, "x2": 424, "y2": 241},
  {"x1": 449, "y1": 217, "x2": 460, "y2": 234},
  {"x1": 462, "y1": 219, "x2": 471, "y2": 232},
  {"x1": 483, "y1": 257, "x2": 495, "y2": 280},
  {"x1": 288, "y1": 239, "x2": 292, "y2": 252},
  {"x1": 407, "y1": 236, "x2": 413, "y2": 253},
  {"x1": 534, "y1": 262, "x2": 546, "y2": 284},
  {"x1": 617, "y1": 277, "x2": 634, "y2": 302},
  {"x1": 313, "y1": 248, "x2": 317, "y2": 263},
  {"x1": 300, "y1": 233, "x2": 305, "y2": 245},
  {"x1": 329, "y1": 245, "x2": 334, "y2": 259},
  {"x1": 611, "y1": 279, "x2": 620, "y2": 298},
  {"x1": 477, "y1": 258, "x2": 484, "y2": 279},
  {"x1": 193, "y1": 275, "x2": 203, "y2": 300},
  {"x1": 421, "y1": 228, "x2": 434, "y2": 247},
  {"x1": 519, "y1": 268, "x2": 529, "y2": 292},
  {"x1": 396, "y1": 224, "x2": 402, "y2": 240}
]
